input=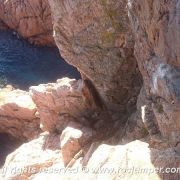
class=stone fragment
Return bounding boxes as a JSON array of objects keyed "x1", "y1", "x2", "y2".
[
  {"x1": 60, "y1": 122, "x2": 96, "y2": 166},
  {"x1": 0, "y1": 86, "x2": 40, "y2": 140}
]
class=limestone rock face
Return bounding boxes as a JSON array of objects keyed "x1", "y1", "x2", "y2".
[
  {"x1": 30, "y1": 78, "x2": 103, "y2": 133},
  {"x1": 127, "y1": 0, "x2": 180, "y2": 148},
  {"x1": 0, "y1": 0, "x2": 55, "y2": 46},
  {"x1": 48, "y1": 0, "x2": 142, "y2": 120},
  {"x1": 0, "y1": 86, "x2": 41, "y2": 140}
]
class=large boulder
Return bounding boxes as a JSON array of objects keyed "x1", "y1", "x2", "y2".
[
  {"x1": 30, "y1": 78, "x2": 104, "y2": 133},
  {"x1": 1, "y1": 132, "x2": 62, "y2": 180},
  {"x1": 0, "y1": 86, "x2": 41, "y2": 140},
  {"x1": 0, "y1": 0, "x2": 55, "y2": 46},
  {"x1": 48, "y1": 0, "x2": 142, "y2": 121},
  {"x1": 60, "y1": 122, "x2": 96, "y2": 166}
]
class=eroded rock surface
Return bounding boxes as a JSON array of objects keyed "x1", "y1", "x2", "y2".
[
  {"x1": 127, "y1": 0, "x2": 180, "y2": 149},
  {"x1": 5, "y1": 139, "x2": 180, "y2": 180},
  {"x1": 79, "y1": 140, "x2": 180, "y2": 180},
  {"x1": 0, "y1": 86, "x2": 41, "y2": 140},
  {"x1": 1, "y1": 132, "x2": 62, "y2": 180},
  {"x1": 48, "y1": 0, "x2": 142, "y2": 121},
  {"x1": 60, "y1": 121, "x2": 96, "y2": 166},
  {"x1": 30, "y1": 78, "x2": 104, "y2": 133},
  {"x1": 0, "y1": 20, "x2": 9, "y2": 31},
  {"x1": 0, "y1": 0, "x2": 55, "y2": 46}
]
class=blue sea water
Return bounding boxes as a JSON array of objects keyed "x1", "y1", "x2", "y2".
[{"x1": 0, "y1": 30, "x2": 81, "y2": 90}]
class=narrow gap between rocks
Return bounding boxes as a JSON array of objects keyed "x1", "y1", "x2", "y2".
[{"x1": 0, "y1": 133, "x2": 23, "y2": 167}]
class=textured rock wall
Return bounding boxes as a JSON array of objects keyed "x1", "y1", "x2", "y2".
[
  {"x1": 127, "y1": 0, "x2": 180, "y2": 148},
  {"x1": 0, "y1": 20, "x2": 9, "y2": 31},
  {"x1": 0, "y1": 86, "x2": 41, "y2": 141},
  {"x1": 0, "y1": 0, "x2": 55, "y2": 46},
  {"x1": 1, "y1": 132, "x2": 62, "y2": 180},
  {"x1": 3, "y1": 136, "x2": 180, "y2": 180},
  {"x1": 30, "y1": 78, "x2": 105, "y2": 134},
  {"x1": 48, "y1": 0, "x2": 142, "y2": 121}
]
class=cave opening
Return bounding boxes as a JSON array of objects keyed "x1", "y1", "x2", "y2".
[
  {"x1": 0, "y1": 133, "x2": 23, "y2": 167},
  {"x1": 0, "y1": 30, "x2": 81, "y2": 90}
]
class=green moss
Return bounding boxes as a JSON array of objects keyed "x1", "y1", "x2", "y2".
[
  {"x1": 82, "y1": 39, "x2": 87, "y2": 43},
  {"x1": 141, "y1": 127, "x2": 149, "y2": 135},
  {"x1": 121, "y1": 56, "x2": 126, "y2": 62},
  {"x1": 96, "y1": 1, "x2": 125, "y2": 48},
  {"x1": 100, "y1": 0, "x2": 124, "y2": 32},
  {"x1": 100, "y1": 0, "x2": 107, "y2": 8},
  {"x1": 101, "y1": 31, "x2": 116, "y2": 44},
  {"x1": 107, "y1": 7, "x2": 119, "y2": 18},
  {"x1": 157, "y1": 104, "x2": 164, "y2": 113},
  {"x1": 86, "y1": 44, "x2": 94, "y2": 48},
  {"x1": 77, "y1": 2, "x2": 82, "y2": 8},
  {"x1": 98, "y1": 44, "x2": 104, "y2": 49}
]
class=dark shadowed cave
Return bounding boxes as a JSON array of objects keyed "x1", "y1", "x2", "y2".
[{"x1": 0, "y1": 133, "x2": 23, "y2": 167}]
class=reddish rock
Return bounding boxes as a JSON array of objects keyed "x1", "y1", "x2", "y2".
[
  {"x1": 30, "y1": 78, "x2": 104, "y2": 133},
  {"x1": 0, "y1": 86, "x2": 41, "y2": 140},
  {"x1": 1, "y1": 132, "x2": 62, "y2": 180},
  {"x1": 48, "y1": 0, "x2": 142, "y2": 121},
  {"x1": 1, "y1": 1, "x2": 180, "y2": 180},
  {"x1": 127, "y1": 0, "x2": 180, "y2": 149},
  {"x1": 0, "y1": 0, "x2": 55, "y2": 46},
  {"x1": 60, "y1": 121, "x2": 96, "y2": 166},
  {"x1": 0, "y1": 20, "x2": 9, "y2": 31}
]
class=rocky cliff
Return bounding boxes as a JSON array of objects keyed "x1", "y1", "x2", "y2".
[
  {"x1": 1, "y1": 0, "x2": 180, "y2": 180},
  {"x1": 48, "y1": 0, "x2": 142, "y2": 121},
  {"x1": 0, "y1": 0, "x2": 55, "y2": 46},
  {"x1": 128, "y1": 0, "x2": 180, "y2": 149}
]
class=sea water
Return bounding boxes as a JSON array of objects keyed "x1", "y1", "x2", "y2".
[{"x1": 0, "y1": 30, "x2": 81, "y2": 90}]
